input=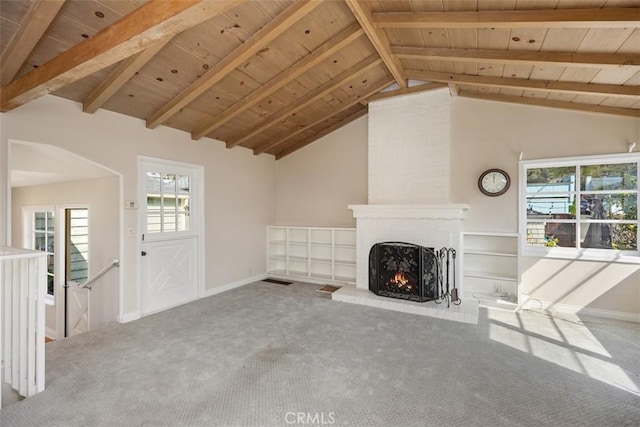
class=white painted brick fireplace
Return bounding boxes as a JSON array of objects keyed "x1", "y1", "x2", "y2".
[
  {"x1": 348, "y1": 204, "x2": 469, "y2": 290},
  {"x1": 332, "y1": 88, "x2": 478, "y2": 324}
]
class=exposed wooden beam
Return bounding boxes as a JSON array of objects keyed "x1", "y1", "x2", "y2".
[
  {"x1": 228, "y1": 55, "x2": 383, "y2": 149},
  {"x1": 362, "y1": 82, "x2": 447, "y2": 104},
  {"x1": 392, "y1": 46, "x2": 640, "y2": 69},
  {"x1": 83, "y1": 37, "x2": 172, "y2": 114},
  {"x1": 275, "y1": 108, "x2": 368, "y2": 160},
  {"x1": 191, "y1": 24, "x2": 364, "y2": 140},
  {"x1": 344, "y1": 0, "x2": 407, "y2": 89},
  {"x1": 458, "y1": 90, "x2": 640, "y2": 118},
  {"x1": 255, "y1": 78, "x2": 394, "y2": 155},
  {"x1": 373, "y1": 8, "x2": 640, "y2": 29},
  {"x1": 1, "y1": 0, "x2": 246, "y2": 112},
  {"x1": 0, "y1": 0, "x2": 66, "y2": 86},
  {"x1": 404, "y1": 69, "x2": 640, "y2": 99},
  {"x1": 146, "y1": 0, "x2": 321, "y2": 130}
]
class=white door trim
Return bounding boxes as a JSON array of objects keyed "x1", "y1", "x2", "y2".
[{"x1": 137, "y1": 156, "x2": 205, "y2": 316}]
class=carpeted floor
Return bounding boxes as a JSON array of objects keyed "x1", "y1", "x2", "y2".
[{"x1": 1, "y1": 281, "x2": 639, "y2": 427}]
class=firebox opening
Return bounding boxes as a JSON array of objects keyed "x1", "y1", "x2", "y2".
[{"x1": 368, "y1": 242, "x2": 438, "y2": 303}]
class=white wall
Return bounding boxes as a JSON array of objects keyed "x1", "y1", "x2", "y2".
[
  {"x1": 1, "y1": 95, "x2": 276, "y2": 321},
  {"x1": 275, "y1": 115, "x2": 368, "y2": 227},
  {"x1": 450, "y1": 96, "x2": 639, "y2": 232},
  {"x1": 11, "y1": 176, "x2": 120, "y2": 336},
  {"x1": 368, "y1": 88, "x2": 450, "y2": 204},
  {"x1": 450, "y1": 97, "x2": 640, "y2": 319}
]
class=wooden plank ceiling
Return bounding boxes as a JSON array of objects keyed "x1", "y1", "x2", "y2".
[{"x1": 1, "y1": 0, "x2": 638, "y2": 159}]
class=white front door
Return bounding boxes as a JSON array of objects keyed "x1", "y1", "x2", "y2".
[{"x1": 140, "y1": 159, "x2": 203, "y2": 316}]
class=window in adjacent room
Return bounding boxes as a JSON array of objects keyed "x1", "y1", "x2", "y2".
[{"x1": 32, "y1": 210, "x2": 56, "y2": 296}]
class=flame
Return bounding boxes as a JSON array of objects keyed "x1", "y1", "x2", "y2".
[{"x1": 390, "y1": 270, "x2": 409, "y2": 287}]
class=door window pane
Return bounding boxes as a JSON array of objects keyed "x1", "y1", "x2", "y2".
[
  {"x1": 177, "y1": 175, "x2": 190, "y2": 232},
  {"x1": 163, "y1": 196, "x2": 177, "y2": 232},
  {"x1": 67, "y1": 209, "x2": 89, "y2": 285}
]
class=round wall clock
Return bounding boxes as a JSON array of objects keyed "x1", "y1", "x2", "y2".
[{"x1": 478, "y1": 169, "x2": 510, "y2": 197}]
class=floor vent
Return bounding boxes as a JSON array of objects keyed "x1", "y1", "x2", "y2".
[{"x1": 262, "y1": 278, "x2": 293, "y2": 285}]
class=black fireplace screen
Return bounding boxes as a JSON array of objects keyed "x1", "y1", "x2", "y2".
[{"x1": 368, "y1": 242, "x2": 439, "y2": 302}]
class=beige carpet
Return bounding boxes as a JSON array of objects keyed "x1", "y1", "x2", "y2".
[{"x1": 1, "y1": 280, "x2": 638, "y2": 426}]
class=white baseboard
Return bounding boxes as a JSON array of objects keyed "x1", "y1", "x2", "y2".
[
  {"x1": 202, "y1": 273, "x2": 268, "y2": 298},
  {"x1": 120, "y1": 311, "x2": 141, "y2": 323},
  {"x1": 522, "y1": 299, "x2": 640, "y2": 324},
  {"x1": 118, "y1": 275, "x2": 267, "y2": 323}
]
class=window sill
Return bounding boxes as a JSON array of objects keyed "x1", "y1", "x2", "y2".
[{"x1": 522, "y1": 248, "x2": 640, "y2": 264}]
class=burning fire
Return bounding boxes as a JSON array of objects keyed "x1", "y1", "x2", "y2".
[{"x1": 390, "y1": 270, "x2": 409, "y2": 287}]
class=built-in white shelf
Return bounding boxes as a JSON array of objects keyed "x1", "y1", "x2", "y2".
[
  {"x1": 267, "y1": 226, "x2": 356, "y2": 284},
  {"x1": 461, "y1": 231, "x2": 520, "y2": 308}
]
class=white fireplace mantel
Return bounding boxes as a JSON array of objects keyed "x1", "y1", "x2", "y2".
[{"x1": 349, "y1": 204, "x2": 470, "y2": 220}]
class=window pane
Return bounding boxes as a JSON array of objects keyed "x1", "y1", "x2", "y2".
[
  {"x1": 582, "y1": 223, "x2": 638, "y2": 250},
  {"x1": 581, "y1": 194, "x2": 637, "y2": 220},
  {"x1": 48, "y1": 254, "x2": 54, "y2": 274},
  {"x1": 68, "y1": 208, "x2": 89, "y2": 284},
  {"x1": 527, "y1": 167, "x2": 576, "y2": 187},
  {"x1": 47, "y1": 234, "x2": 54, "y2": 254},
  {"x1": 581, "y1": 163, "x2": 637, "y2": 191},
  {"x1": 147, "y1": 197, "x2": 161, "y2": 233},
  {"x1": 177, "y1": 175, "x2": 190, "y2": 194},
  {"x1": 162, "y1": 196, "x2": 176, "y2": 232},
  {"x1": 146, "y1": 172, "x2": 161, "y2": 194},
  {"x1": 526, "y1": 222, "x2": 576, "y2": 248},
  {"x1": 526, "y1": 195, "x2": 576, "y2": 219},
  {"x1": 611, "y1": 223, "x2": 637, "y2": 250},
  {"x1": 177, "y1": 175, "x2": 190, "y2": 232},
  {"x1": 35, "y1": 233, "x2": 46, "y2": 251},
  {"x1": 162, "y1": 173, "x2": 176, "y2": 194},
  {"x1": 35, "y1": 212, "x2": 46, "y2": 231},
  {"x1": 47, "y1": 275, "x2": 54, "y2": 296},
  {"x1": 46, "y1": 212, "x2": 54, "y2": 231}
]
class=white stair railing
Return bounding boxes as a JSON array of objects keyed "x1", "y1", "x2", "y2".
[
  {"x1": 70, "y1": 259, "x2": 119, "y2": 290},
  {"x1": 1, "y1": 247, "x2": 47, "y2": 405}
]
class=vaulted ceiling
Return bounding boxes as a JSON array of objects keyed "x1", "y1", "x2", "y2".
[{"x1": 1, "y1": 0, "x2": 638, "y2": 159}]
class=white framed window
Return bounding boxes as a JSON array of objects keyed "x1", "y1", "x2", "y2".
[
  {"x1": 520, "y1": 153, "x2": 639, "y2": 262},
  {"x1": 24, "y1": 208, "x2": 56, "y2": 298}
]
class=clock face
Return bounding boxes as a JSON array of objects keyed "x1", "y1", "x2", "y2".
[{"x1": 478, "y1": 169, "x2": 510, "y2": 196}]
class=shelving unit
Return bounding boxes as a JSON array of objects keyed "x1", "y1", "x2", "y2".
[
  {"x1": 461, "y1": 232, "x2": 520, "y2": 309},
  {"x1": 267, "y1": 226, "x2": 356, "y2": 284}
]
